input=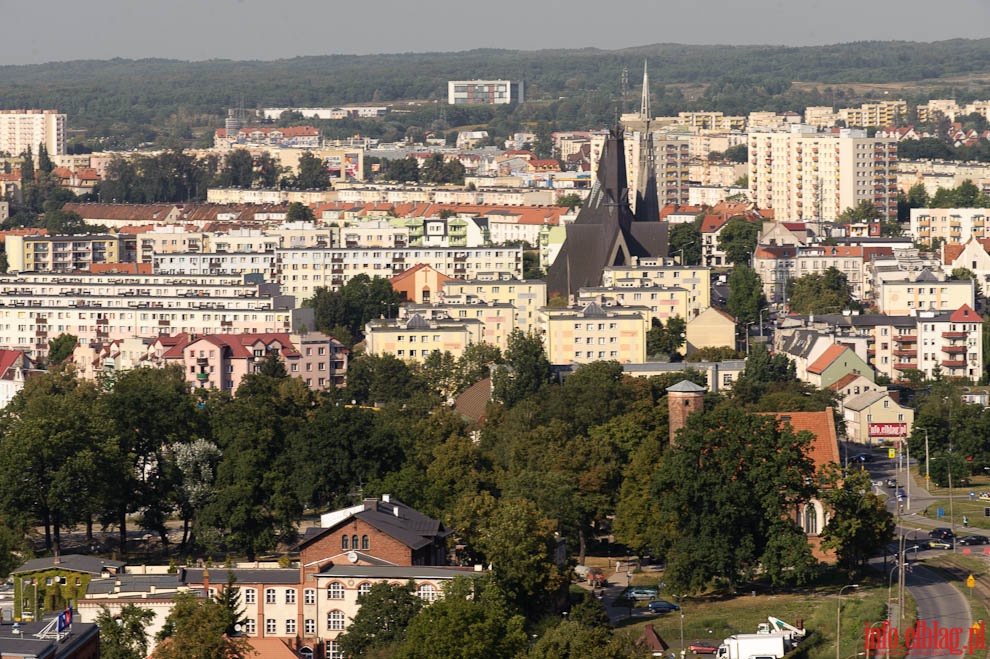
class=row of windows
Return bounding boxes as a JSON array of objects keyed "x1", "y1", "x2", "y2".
[{"x1": 243, "y1": 582, "x2": 438, "y2": 607}]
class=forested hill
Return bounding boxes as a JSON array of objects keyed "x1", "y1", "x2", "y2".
[{"x1": 3, "y1": 39, "x2": 990, "y2": 148}]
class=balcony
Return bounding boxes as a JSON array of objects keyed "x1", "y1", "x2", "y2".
[
  {"x1": 895, "y1": 362, "x2": 918, "y2": 371},
  {"x1": 893, "y1": 334, "x2": 917, "y2": 343},
  {"x1": 942, "y1": 332, "x2": 968, "y2": 339},
  {"x1": 893, "y1": 349, "x2": 917, "y2": 357},
  {"x1": 942, "y1": 359, "x2": 967, "y2": 368},
  {"x1": 195, "y1": 372, "x2": 209, "y2": 382},
  {"x1": 942, "y1": 345, "x2": 967, "y2": 354}
]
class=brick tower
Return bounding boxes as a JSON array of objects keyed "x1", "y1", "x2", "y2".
[{"x1": 666, "y1": 380, "x2": 706, "y2": 444}]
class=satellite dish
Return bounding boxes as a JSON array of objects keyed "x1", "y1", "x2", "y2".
[
  {"x1": 234, "y1": 623, "x2": 243, "y2": 633},
  {"x1": 347, "y1": 551, "x2": 358, "y2": 563}
]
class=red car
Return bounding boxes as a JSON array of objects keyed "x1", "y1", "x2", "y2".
[{"x1": 689, "y1": 641, "x2": 718, "y2": 655}]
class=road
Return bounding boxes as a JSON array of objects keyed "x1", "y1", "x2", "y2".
[{"x1": 857, "y1": 443, "x2": 988, "y2": 657}]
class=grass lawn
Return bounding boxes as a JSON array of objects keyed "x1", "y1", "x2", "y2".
[{"x1": 611, "y1": 580, "x2": 894, "y2": 659}]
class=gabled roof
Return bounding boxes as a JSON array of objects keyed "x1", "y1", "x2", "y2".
[
  {"x1": 666, "y1": 380, "x2": 706, "y2": 393},
  {"x1": 842, "y1": 389, "x2": 896, "y2": 412},
  {"x1": 807, "y1": 344, "x2": 851, "y2": 375},
  {"x1": 769, "y1": 409, "x2": 839, "y2": 469},
  {"x1": 14, "y1": 554, "x2": 125, "y2": 575},
  {"x1": 949, "y1": 304, "x2": 979, "y2": 322},
  {"x1": 298, "y1": 497, "x2": 450, "y2": 553},
  {"x1": 454, "y1": 377, "x2": 492, "y2": 424},
  {"x1": 828, "y1": 372, "x2": 864, "y2": 392}
]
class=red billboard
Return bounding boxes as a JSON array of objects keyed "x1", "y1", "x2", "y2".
[{"x1": 869, "y1": 423, "x2": 908, "y2": 437}]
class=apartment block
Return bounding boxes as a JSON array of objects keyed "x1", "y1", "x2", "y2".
[
  {"x1": 271, "y1": 246, "x2": 524, "y2": 306},
  {"x1": 540, "y1": 302, "x2": 650, "y2": 365},
  {"x1": 440, "y1": 278, "x2": 546, "y2": 333},
  {"x1": 159, "y1": 331, "x2": 347, "y2": 391},
  {"x1": 6, "y1": 234, "x2": 122, "y2": 273},
  {"x1": 752, "y1": 244, "x2": 891, "y2": 304},
  {"x1": 910, "y1": 207, "x2": 990, "y2": 244},
  {"x1": 364, "y1": 313, "x2": 485, "y2": 361},
  {"x1": 0, "y1": 273, "x2": 299, "y2": 362},
  {"x1": 837, "y1": 100, "x2": 908, "y2": 128},
  {"x1": 400, "y1": 302, "x2": 515, "y2": 351},
  {"x1": 447, "y1": 80, "x2": 524, "y2": 105},
  {"x1": 154, "y1": 251, "x2": 276, "y2": 276},
  {"x1": 875, "y1": 270, "x2": 975, "y2": 315},
  {"x1": 0, "y1": 109, "x2": 66, "y2": 156},
  {"x1": 602, "y1": 262, "x2": 711, "y2": 316},
  {"x1": 749, "y1": 126, "x2": 898, "y2": 222}
]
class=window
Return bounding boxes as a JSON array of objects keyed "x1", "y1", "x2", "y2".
[
  {"x1": 342, "y1": 535, "x2": 349, "y2": 550},
  {"x1": 286, "y1": 619, "x2": 296, "y2": 634},
  {"x1": 266, "y1": 589, "x2": 276, "y2": 604},
  {"x1": 328, "y1": 610, "x2": 346, "y2": 630},
  {"x1": 361, "y1": 535, "x2": 369, "y2": 550},
  {"x1": 352, "y1": 534, "x2": 359, "y2": 548},
  {"x1": 266, "y1": 619, "x2": 277, "y2": 634},
  {"x1": 304, "y1": 618, "x2": 316, "y2": 634},
  {"x1": 328, "y1": 641, "x2": 344, "y2": 659},
  {"x1": 357, "y1": 582, "x2": 372, "y2": 598},
  {"x1": 804, "y1": 504, "x2": 818, "y2": 535},
  {"x1": 245, "y1": 588, "x2": 256, "y2": 604},
  {"x1": 285, "y1": 589, "x2": 296, "y2": 604},
  {"x1": 327, "y1": 582, "x2": 345, "y2": 599},
  {"x1": 417, "y1": 583, "x2": 438, "y2": 602},
  {"x1": 245, "y1": 619, "x2": 256, "y2": 634}
]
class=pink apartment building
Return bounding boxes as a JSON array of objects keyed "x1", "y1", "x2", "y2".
[{"x1": 157, "y1": 331, "x2": 347, "y2": 392}]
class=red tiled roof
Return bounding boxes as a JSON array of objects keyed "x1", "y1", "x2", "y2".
[
  {"x1": 828, "y1": 373, "x2": 862, "y2": 392},
  {"x1": 949, "y1": 304, "x2": 978, "y2": 323},
  {"x1": 700, "y1": 215, "x2": 728, "y2": 233},
  {"x1": 768, "y1": 409, "x2": 840, "y2": 470},
  {"x1": 453, "y1": 377, "x2": 492, "y2": 424},
  {"x1": 807, "y1": 345, "x2": 849, "y2": 375}
]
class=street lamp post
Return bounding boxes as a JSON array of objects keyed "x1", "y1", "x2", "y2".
[
  {"x1": 676, "y1": 242, "x2": 695, "y2": 266},
  {"x1": 837, "y1": 584, "x2": 859, "y2": 659},
  {"x1": 677, "y1": 595, "x2": 685, "y2": 655}
]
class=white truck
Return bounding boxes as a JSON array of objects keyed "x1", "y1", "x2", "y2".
[{"x1": 715, "y1": 632, "x2": 791, "y2": 659}]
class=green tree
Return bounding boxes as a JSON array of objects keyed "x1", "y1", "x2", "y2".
[
  {"x1": 646, "y1": 316, "x2": 686, "y2": 359},
  {"x1": 254, "y1": 152, "x2": 282, "y2": 188},
  {"x1": 285, "y1": 201, "x2": 314, "y2": 223},
  {"x1": 526, "y1": 620, "x2": 635, "y2": 659},
  {"x1": 306, "y1": 274, "x2": 401, "y2": 344},
  {"x1": 555, "y1": 193, "x2": 583, "y2": 210},
  {"x1": 818, "y1": 467, "x2": 894, "y2": 569},
  {"x1": 491, "y1": 329, "x2": 552, "y2": 407},
  {"x1": 716, "y1": 218, "x2": 760, "y2": 265},
  {"x1": 396, "y1": 577, "x2": 527, "y2": 659},
  {"x1": 219, "y1": 149, "x2": 253, "y2": 188},
  {"x1": 726, "y1": 263, "x2": 766, "y2": 325},
  {"x1": 0, "y1": 365, "x2": 112, "y2": 553},
  {"x1": 656, "y1": 406, "x2": 818, "y2": 592},
  {"x1": 533, "y1": 121, "x2": 554, "y2": 159},
  {"x1": 97, "y1": 603, "x2": 156, "y2": 659},
  {"x1": 154, "y1": 592, "x2": 250, "y2": 659},
  {"x1": 294, "y1": 151, "x2": 330, "y2": 189},
  {"x1": 684, "y1": 345, "x2": 745, "y2": 362},
  {"x1": 337, "y1": 581, "x2": 424, "y2": 657},
  {"x1": 837, "y1": 200, "x2": 881, "y2": 223},
  {"x1": 214, "y1": 572, "x2": 247, "y2": 636},
  {"x1": 37, "y1": 144, "x2": 54, "y2": 174},
  {"x1": 786, "y1": 267, "x2": 852, "y2": 315},
  {"x1": 669, "y1": 221, "x2": 702, "y2": 265},
  {"x1": 0, "y1": 518, "x2": 23, "y2": 579},
  {"x1": 46, "y1": 332, "x2": 78, "y2": 364},
  {"x1": 462, "y1": 496, "x2": 566, "y2": 616},
  {"x1": 346, "y1": 353, "x2": 416, "y2": 405},
  {"x1": 723, "y1": 143, "x2": 748, "y2": 163}
]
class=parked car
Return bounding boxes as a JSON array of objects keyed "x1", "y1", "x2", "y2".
[
  {"x1": 852, "y1": 453, "x2": 873, "y2": 463},
  {"x1": 626, "y1": 587, "x2": 658, "y2": 601},
  {"x1": 957, "y1": 535, "x2": 989, "y2": 546},
  {"x1": 896, "y1": 487, "x2": 906, "y2": 499},
  {"x1": 647, "y1": 599, "x2": 680, "y2": 613},
  {"x1": 929, "y1": 528, "x2": 956, "y2": 540},
  {"x1": 689, "y1": 641, "x2": 718, "y2": 654},
  {"x1": 885, "y1": 479, "x2": 898, "y2": 488}
]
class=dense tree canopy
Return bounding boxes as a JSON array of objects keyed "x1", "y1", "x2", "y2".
[
  {"x1": 786, "y1": 267, "x2": 853, "y2": 315},
  {"x1": 717, "y1": 218, "x2": 761, "y2": 265}
]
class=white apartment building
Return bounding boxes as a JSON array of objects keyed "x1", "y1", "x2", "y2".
[
  {"x1": 803, "y1": 106, "x2": 837, "y2": 128},
  {"x1": 272, "y1": 246, "x2": 524, "y2": 305},
  {"x1": 0, "y1": 110, "x2": 66, "y2": 156},
  {"x1": 875, "y1": 269, "x2": 975, "y2": 316},
  {"x1": 910, "y1": 208, "x2": 990, "y2": 245},
  {"x1": 838, "y1": 101, "x2": 908, "y2": 128},
  {"x1": 0, "y1": 275, "x2": 300, "y2": 361},
  {"x1": 447, "y1": 80, "x2": 524, "y2": 105},
  {"x1": 748, "y1": 126, "x2": 898, "y2": 222},
  {"x1": 154, "y1": 252, "x2": 276, "y2": 276}
]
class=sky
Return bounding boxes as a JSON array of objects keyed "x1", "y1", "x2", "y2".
[{"x1": 1, "y1": 0, "x2": 989, "y2": 65}]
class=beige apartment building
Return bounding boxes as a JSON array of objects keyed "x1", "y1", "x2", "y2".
[
  {"x1": 0, "y1": 109, "x2": 66, "y2": 156},
  {"x1": 400, "y1": 303, "x2": 514, "y2": 352},
  {"x1": 837, "y1": 100, "x2": 908, "y2": 128},
  {"x1": 875, "y1": 273, "x2": 975, "y2": 316},
  {"x1": 910, "y1": 208, "x2": 990, "y2": 245},
  {"x1": 6, "y1": 234, "x2": 122, "y2": 273},
  {"x1": 271, "y1": 246, "x2": 523, "y2": 306},
  {"x1": 364, "y1": 314, "x2": 485, "y2": 361},
  {"x1": 575, "y1": 285, "x2": 688, "y2": 324},
  {"x1": 748, "y1": 126, "x2": 898, "y2": 222},
  {"x1": 602, "y1": 262, "x2": 712, "y2": 317},
  {"x1": 540, "y1": 302, "x2": 650, "y2": 365},
  {"x1": 439, "y1": 278, "x2": 546, "y2": 333}
]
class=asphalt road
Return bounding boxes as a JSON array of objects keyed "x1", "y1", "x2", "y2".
[{"x1": 904, "y1": 564, "x2": 977, "y2": 658}]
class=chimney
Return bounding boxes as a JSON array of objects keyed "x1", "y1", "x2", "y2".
[
  {"x1": 382, "y1": 494, "x2": 390, "y2": 503},
  {"x1": 202, "y1": 568, "x2": 210, "y2": 593}
]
